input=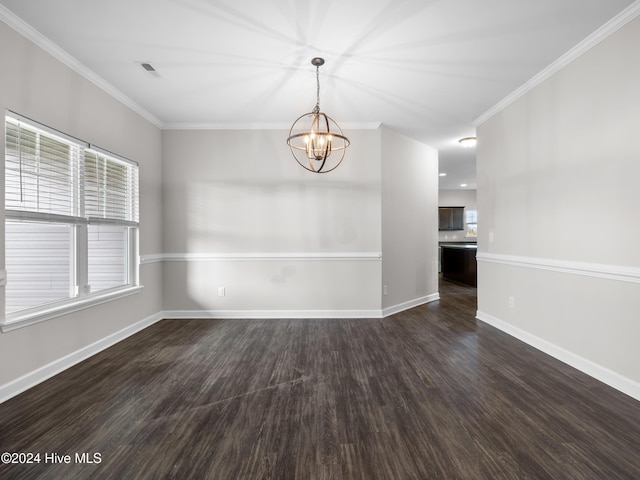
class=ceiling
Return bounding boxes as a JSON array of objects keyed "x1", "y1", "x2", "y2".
[{"x1": 0, "y1": 0, "x2": 635, "y2": 189}]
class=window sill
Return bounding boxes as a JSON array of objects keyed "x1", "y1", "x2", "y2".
[{"x1": 1, "y1": 285, "x2": 144, "y2": 333}]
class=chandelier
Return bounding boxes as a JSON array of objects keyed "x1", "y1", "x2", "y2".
[{"x1": 287, "y1": 57, "x2": 350, "y2": 173}]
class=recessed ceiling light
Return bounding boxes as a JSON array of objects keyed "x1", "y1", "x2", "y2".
[
  {"x1": 458, "y1": 137, "x2": 476, "y2": 147},
  {"x1": 439, "y1": 173, "x2": 447, "y2": 177},
  {"x1": 460, "y1": 183, "x2": 468, "y2": 187}
]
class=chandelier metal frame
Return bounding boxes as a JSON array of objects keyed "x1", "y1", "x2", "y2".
[{"x1": 287, "y1": 58, "x2": 350, "y2": 173}]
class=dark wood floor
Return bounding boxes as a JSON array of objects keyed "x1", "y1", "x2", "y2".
[{"x1": 1, "y1": 279, "x2": 640, "y2": 479}]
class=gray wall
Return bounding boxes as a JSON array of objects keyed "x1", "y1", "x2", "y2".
[
  {"x1": 381, "y1": 127, "x2": 439, "y2": 313},
  {"x1": 161, "y1": 127, "x2": 439, "y2": 317},
  {"x1": 160, "y1": 128, "x2": 384, "y2": 315},
  {"x1": 0, "y1": 21, "x2": 163, "y2": 391},
  {"x1": 476, "y1": 16, "x2": 640, "y2": 398}
]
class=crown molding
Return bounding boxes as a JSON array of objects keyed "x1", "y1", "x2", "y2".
[
  {"x1": 0, "y1": 4, "x2": 163, "y2": 128},
  {"x1": 161, "y1": 121, "x2": 382, "y2": 131},
  {"x1": 162, "y1": 122, "x2": 292, "y2": 130},
  {"x1": 474, "y1": 0, "x2": 640, "y2": 126}
]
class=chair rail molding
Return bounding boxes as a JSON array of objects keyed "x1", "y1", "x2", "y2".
[
  {"x1": 141, "y1": 252, "x2": 382, "y2": 264},
  {"x1": 476, "y1": 252, "x2": 640, "y2": 284}
]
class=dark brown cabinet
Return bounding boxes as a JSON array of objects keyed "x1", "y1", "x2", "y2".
[
  {"x1": 441, "y1": 245, "x2": 477, "y2": 286},
  {"x1": 439, "y1": 207, "x2": 464, "y2": 231}
]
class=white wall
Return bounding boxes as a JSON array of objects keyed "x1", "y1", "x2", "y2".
[
  {"x1": 0, "y1": 21, "x2": 163, "y2": 394},
  {"x1": 439, "y1": 189, "x2": 476, "y2": 210},
  {"x1": 381, "y1": 127, "x2": 439, "y2": 313},
  {"x1": 476, "y1": 16, "x2": 640, "y2": 399},
  {"x1": 161, "y1": 128, "x2": 383, "y2": 315}
]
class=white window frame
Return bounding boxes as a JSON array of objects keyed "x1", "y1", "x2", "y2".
[
  {"x1": 2, "y1": 112, "x2": 142, "y2": 332},
  {"x1": 465, "y1": 209, "x2": 478, "y2": 238}
]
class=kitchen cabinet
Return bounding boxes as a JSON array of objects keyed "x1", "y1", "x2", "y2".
[
  {"x1": 441, "y1": 244, "x2": 477, "y2": 286},
  {"x1": 439, "y1": 207, "x2": 464, "y2": 231}
]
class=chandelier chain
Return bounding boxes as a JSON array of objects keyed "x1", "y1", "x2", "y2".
[{"x1": 313, "y1": 65, "x2": 320, "y2": 114}]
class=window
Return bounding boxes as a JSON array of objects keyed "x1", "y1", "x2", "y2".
[
  {"x1": 3, "y1": 113, "x2": 140, "y2": 329},
  {"x1": 465, "y1": 209, "x2": 478, "y2": 238}
]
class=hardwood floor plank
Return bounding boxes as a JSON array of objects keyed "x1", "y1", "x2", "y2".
[{"x1": 1, "y1": 278, "x2": 640, "y2": 479}]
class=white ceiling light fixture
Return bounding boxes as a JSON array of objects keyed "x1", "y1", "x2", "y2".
[
  {"x1": 458, "y1": 136, "x2": 477, "y2": 147},
  {"x1": 287, "y1": 58, "x2": 350, "y2": 173}
]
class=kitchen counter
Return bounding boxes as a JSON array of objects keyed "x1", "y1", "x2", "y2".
[{"x1": 440, "y1": 244, "x2": 477, "y2": 287}]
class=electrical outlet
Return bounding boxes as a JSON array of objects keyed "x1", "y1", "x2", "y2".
[
  {"x1": 509, "y1": 296, "x2": 515, "y2": 308},
  {"x1": 383, "y1": 285, "x2": 388, "y2": 296},
  {"x1": 218, "y1": 286, "x2": 226, "y2": 297}
]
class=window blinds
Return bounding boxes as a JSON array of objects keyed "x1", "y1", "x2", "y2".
[
  {"x1": 5, "y1": 119, "x2": 82, "y2": 220},
  {"x1": 5, "y1": 115, "x2": 139, "y2": 226},
  {"x1": 85, "y1": 149, "x2": 139, "y2": 225}
]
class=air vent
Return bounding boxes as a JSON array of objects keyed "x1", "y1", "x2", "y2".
[{"x1": 136, "y1": 61, "x2": 160, "y2": 78}]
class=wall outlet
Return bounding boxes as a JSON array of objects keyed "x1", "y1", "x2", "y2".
[
  {"x1": 508, "y1": 296, "x2": 515, "y2": 308},
  {"x1": 383, "y1": 285, "x2": 388, "y2": 296},
  {"x1": 218, "y1": 286, "x2": 226, "y2": 297}
]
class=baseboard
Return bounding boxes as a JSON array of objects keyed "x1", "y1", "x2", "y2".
[
  {"x1": 163, "y1": 296, "x2": 441, "y2": 321},
  {"x1": 0, "y1": 311, "x2": 164, "y2": 405},
  {"x1": 476, "y1": 310, "x2": 640, "y2": 402},
  {"x1": 162, "y1": 309, "x2": 384, "y2": 320},
  {"x1": 382, "y1": 293, "x2": 440, "y2": 318}
]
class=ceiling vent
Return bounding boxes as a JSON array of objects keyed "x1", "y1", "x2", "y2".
[{"x1": 136, "y1": 61, "x2": 160, "y2": 78}]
